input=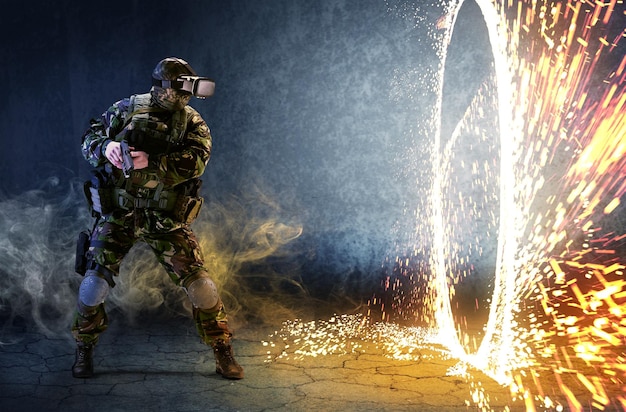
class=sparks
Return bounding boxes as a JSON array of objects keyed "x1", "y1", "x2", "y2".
[{"x1": 265, "y1": 0, "x2": 625, "y2": 409}]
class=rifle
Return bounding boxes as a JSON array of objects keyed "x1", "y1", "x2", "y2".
[{"x1": 120, "y1": 140, "x2": 134, "y2": 178}]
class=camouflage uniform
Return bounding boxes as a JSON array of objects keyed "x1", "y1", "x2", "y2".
[{"x1": 72, "y1": 93, "x2": 231, "y2": 350}]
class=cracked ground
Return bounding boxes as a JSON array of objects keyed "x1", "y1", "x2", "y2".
[
  {"x1": 0, "y1": 311, "x2": 519, "y2": 412},
  {"x1": 2, "y1": 312, "x2": 610, "y2": 412}
]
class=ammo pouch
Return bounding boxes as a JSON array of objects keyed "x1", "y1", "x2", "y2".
[
  {"x1": 114, "y1": 187, "x2": 178, "y2": 211},
  {"x1": 112, "y1": 185, "x2": 203, "y2": 225},
  {"x1": 170, "y1": 178, "x2": 204, "y2": 224},
  {"x1": 171, "y1": 195, "x2": 204, "y2": 224},
  {"x1": 75, "y1": 230, "x2": 91, "y2": 276},
  {"x1": 84, "y1": 165, "x2": 204, "y2": 224}
]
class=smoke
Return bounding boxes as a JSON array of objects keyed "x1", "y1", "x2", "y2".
[
  {"x1": 197, "y1": 186, "x2": 306, "y2": 323},
  {"x1": 109, "y1": 183, "x2": 306, "y2": 328},
  {"x1": 0, "y1": 176, "x2": 90, "y2": 340},
  {"x1": 0, "y1": 176, "x2": 304, "y2": 341}
]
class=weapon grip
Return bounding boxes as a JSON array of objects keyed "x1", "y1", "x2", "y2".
[{"x1": 120, "y1": 140, "x2": 134, "y2": 178}]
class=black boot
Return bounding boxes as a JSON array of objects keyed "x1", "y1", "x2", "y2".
[
  {"x1": 213, "y1": 340, "x2": 244, "y2": 379},
  {"x1": 72, "y1": 343, "x2": 94, "y2": 378}
]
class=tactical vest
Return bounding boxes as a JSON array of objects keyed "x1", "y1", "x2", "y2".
[
  {"x1": 86, "y1": 94, "x2": 204, "y2": 224},
  {"x1": 122, "y1": 93, "x2": 188, "y2": 155}
]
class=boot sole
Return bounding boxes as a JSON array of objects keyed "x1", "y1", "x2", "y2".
[
  {"x1": 72, "y1": 369, "x2": 94, "y2": 379},
  {"x1": 216, "y1": 369, "x2": 244, "y2": 380},
  {"x1": 72, "y1": 373, "x2": 94, "y2": 378}
]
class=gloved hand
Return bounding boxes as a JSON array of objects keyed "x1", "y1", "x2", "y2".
[{"x1": 104, "y1": 140, "x2": 149, "y2": 171}]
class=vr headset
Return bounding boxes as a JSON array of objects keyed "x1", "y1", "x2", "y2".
[{"x1": 153, "y1": 75, "x2": 215, "y2": 98}]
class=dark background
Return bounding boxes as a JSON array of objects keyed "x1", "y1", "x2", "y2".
[
  {"x1": 2, "y1": 0, "x2": 622, "y2": 332},
  {"x1": 0, "y1": 0, "x2": 462, "y2": 321}
]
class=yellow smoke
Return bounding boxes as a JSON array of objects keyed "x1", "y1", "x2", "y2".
[
  {"x1": 0, "y1": 177, "x2": 303, "y2": 340},
  {"x1": 107, "y1": 183, "x2": 305, "y2": 328}
]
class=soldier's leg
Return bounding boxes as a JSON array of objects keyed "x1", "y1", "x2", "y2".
[
  {"x1": 187, "y1": 278, "x2": 231, "y2": 344},
  {"x1": 71, "y1": 270, "x2": 110, "y2": 378},
  {"x1": 146, "y1": 227, "x2": 243, "y2": 379},
  {"x1": 71, "y1": 215, "x2": 134, "y2": 378},
  {"x1": 72, "y1": 272, "x2": 110, "y2": 343}
]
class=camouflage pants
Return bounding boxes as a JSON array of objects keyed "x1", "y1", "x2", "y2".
[{"x1": 72, "y1": 209, "x2": 232, "y2": 347}]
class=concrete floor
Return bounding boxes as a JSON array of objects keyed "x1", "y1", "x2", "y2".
[{"x1": 0, "y1": 314, "x2": 622, "y2": 412}]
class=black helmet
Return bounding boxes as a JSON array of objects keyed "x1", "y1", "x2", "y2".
[
  {"x1": 152, "y1": 57, "x2": 196, "y2": 81},
  {"x1": 151, "y1": 57, "x2": 215, "y2": 99}
]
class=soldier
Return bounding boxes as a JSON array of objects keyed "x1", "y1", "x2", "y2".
[{"x1": 71, "y1": 57, "x2": 243, "y2": 380}]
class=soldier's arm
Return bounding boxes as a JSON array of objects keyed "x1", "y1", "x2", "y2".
[{"x1": 81, "y1": 99, "x2": 130, "y2": 168}]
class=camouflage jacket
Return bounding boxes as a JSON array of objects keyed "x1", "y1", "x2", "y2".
[{"x1": 81, "y1": 93, "x2": 212, "y2": 190}]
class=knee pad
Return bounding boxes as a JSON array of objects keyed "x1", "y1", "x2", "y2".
[
  {"x1": 79, "y1": 271, "x2": 110, "y2": 307},
  {"x1": 186, "y1": 277, "x2": 219, "y2": 310}
]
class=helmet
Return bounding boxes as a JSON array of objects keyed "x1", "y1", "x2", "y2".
[
  {"x1": 150, "y1": 57, "x2": 215, "y2": 110},
  {"x1": 150, "y1": 57, "x2": 196, "y2": 111},
  {"x1": 152, "y1": 57, "x2": 197, "y2": 82}
]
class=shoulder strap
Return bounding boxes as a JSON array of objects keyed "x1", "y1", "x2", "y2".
[
  {"x1": 121, "y1": 94, "x2": 167, "y2": 129},
  {"x1": 170, "y1": 107, "x2": 189, "y2": 143}
]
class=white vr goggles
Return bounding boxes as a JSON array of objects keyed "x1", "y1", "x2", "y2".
[{"x1": 153, "y1": 75, "x2": 215, "y2": 98}]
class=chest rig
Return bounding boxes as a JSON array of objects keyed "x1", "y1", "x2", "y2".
[
  {"x1": 85, "y1": 94, "x2": 203, "y2": 224},
  {"x1": 121, "y1": 93, "x2": 188, "y2": 155},
  {"x1": 108, "y1": 93, "x2": 189, "y2": 207}
]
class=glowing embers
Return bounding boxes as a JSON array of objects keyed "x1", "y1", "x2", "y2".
[
  {"x1": 437, "y1": 74, "x2": 501, "y2": 356},
  {"x1": 263, "y1": 314, "x2": 436, "y2": 362},
  {"x1": 261, "y1": 0, "x2": 625, "y2": 409},
  {"x1": 430, "y1": 0, "x2": 523, "y2": 383},
  {"x1": 427, "y1": 0, "x2": 626, "y2": 408}
]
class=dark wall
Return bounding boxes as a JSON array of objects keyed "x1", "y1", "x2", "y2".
[
  {"x1": 2, "y1": 1, "x2": 624, "y2": 329},
  {"x1": 0, "y1": 0, "x2": 444, "y2": 304}
]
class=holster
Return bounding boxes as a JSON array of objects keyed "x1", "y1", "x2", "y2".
[{"x1": 75, "y1": 230, "x2": 91, "y2": 276}]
